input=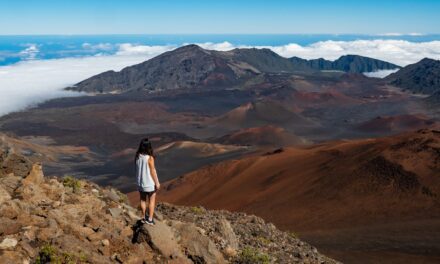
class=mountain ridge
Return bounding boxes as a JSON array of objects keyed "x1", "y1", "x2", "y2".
[
  {"x1": 289, "y1": 54, "x2": 401, "y2": 73},
  {"x1": 67, "y1": 45, "x2": 402, "y2": 94},
  {"x1": 386, "y1": 58, "x2": 440, "y2": 94},
  {"x1": 157, "y1": 129, "x2": 440, "y2": 263},
  {"x1": 67, "y1": 45, "x2": 311, "y2": 94}
]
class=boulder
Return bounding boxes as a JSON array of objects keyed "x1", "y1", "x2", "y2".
[
  {"x1": 91, "y1": 188, "x2": 99, "y2": 196},
  {"x1": 69, "y1": 225, "x2": 95, "y2": 239},
  {"x1": 103, "y1": 189, "x2": 121, "y2": 203},
  {"x1": 224, "y1": 246, "x2": 238, "y2": 258},
  {"x1": 86, "y1": 231, "x2": 106, "y2": 242},
  {"x1": 0, "y1": 174, "x2": 21, "y2": 194},
  {"x1": 219, "y1": 218, "x2": 239, "y2": 250},
  {"x1": 14, "y1": 184, "x2": 47, "y2": 205},
  {"x1": 0, "y1": 185, "x2": 11, "y2": 204},
  {"x1": 126, "y1": 209, "x2": 140, "y2": 221},
  {"x1": 23, "y1": 226, "x2": 37, "y2": 241},
  {"x1": 107, "y1": 207, "x2": 123, "y2": 218},
  {"x1": 1, "y1": 152, "x2": 32, "y2": 178},
  {"x1": 0, "y1": 250, "x2": 29, "y2": 264},
  {"x1": 42, "y1": 180, "x2": 65, "y2": 201},
  {"x1": 36, "y1": 226, "x2": 63, "y2": 241},
  {"x1": 22, "y1": 163, "x2": 44, "y2": 185},
  {"x1": 171, "y1": 221, "x2": 226, "y2": 264},
  {"x1": 0, "y1": 237, "x2": 18, "y2": 250},
  {"x1": 0, "y1": 200, "x2": 21, "y2": 219},
  {"x1": 0, "y1": 217, "x2": 22, "y2": 236},
  {"x1": 101, "y1": 239, "x2": 110, "y2": 247},
  {"x1": 19, "y1": 240, "x2": 37, "y2": 258},
  {"x1": 83, "y1": 214, "x2": 102, "y2": 232},
  {"x1": 122, "y1": 243, "x2": 155, "y2": 264},
  {"x1": 133, "y1": 220, "x2": 191, "y2": 263}
]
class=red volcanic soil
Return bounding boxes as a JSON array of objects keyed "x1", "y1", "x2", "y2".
[
  {"x1": 138, "y1": 129, "x2": 440, "y2": 263},
  {"x1": 292, "y1": 90, "x2": 361, "y2": 107},
  {"x1": 215, "y1": 99, "x2": 314, "y2": 129},
  {"x1": 216, "y1": 125, "x2": 307, "y2": 147},
  {"x1": 356, "y1": 114, "x2": 436, "y2": 134}
]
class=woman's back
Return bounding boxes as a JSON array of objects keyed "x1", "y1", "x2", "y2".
[{"x1": 136, "y1": 154, "x2": 155, "y2": 192}]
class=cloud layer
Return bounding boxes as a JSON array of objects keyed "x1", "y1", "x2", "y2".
[
  {"x1": 1, "y1": 39, "x2": 440, "y2": 117},
  {"x1": 19, "y1": 44, "x2": 40, "y2": 60},
  {"x1": 196, "y1": 40, "x2": 440, "y2": 66},
  {"x1": 363, "y1": 69, "x2": 400, "y2": 78},
  {"x1": 0, "y1": 47, "x2": 171, "y2": 116}
]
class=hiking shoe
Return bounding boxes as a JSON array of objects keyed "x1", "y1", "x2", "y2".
[
  {"x1": 145, "y1": 219, "x2": 155, "y2": 226},
  {"x1": 140, "y1": 218, "x2": 147, "y2": 224}
]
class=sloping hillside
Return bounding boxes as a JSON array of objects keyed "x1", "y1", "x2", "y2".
[
  {"x1": 386, "y1": 58, "x2": 440, "y2": 94},
  {"x1": 159, "y1": 129, "x2": 440, "y2": 263},
  {"x1": 216, "y1": 125, "x2": 307, "y2": 146},
  {"x1": 67, "y1": 45, "x2": 403, "y2": 94},
  {"x1": 67, "y1": 45, "x2": 312, "y2": 94},
  {"x1": 215, "y1": 100, "x2": 315, "y2": 129}
]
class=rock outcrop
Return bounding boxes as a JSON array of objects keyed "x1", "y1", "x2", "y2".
[
  {"x1": 289, "y1": 54, "x2": 401, "y2": 73},
  {"x1": 386, "y1": 58, "x2": 440, "y2": 94},
  {"x1": 0, "y1": 147, "x2": 338, "y2": 263}
]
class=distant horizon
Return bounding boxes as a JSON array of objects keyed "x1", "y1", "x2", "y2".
[
  {"x1": 2, "y1": 34, "x2": 440, "y2": 66},
  {"x1": 2, "y1": 32, "x2": 437, "y2": 36}
]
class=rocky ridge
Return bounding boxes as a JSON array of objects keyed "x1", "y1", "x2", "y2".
[
  {"x1": 67, "y1": 45, "x2": 402, "y2": 94},
  {"x1": 386, "y1": 58, "x2": 440, "y2": 94},
  {"x1": 0, "y1": 145, "x2": 337, "y2": 263},
  {"x1": 289, "y1": 55, "x2": 401, "y2": 73}
]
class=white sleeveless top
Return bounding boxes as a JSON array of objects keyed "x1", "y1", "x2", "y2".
[{"x1": 136, "y1": 154, "x2": 155, "y2": 192}]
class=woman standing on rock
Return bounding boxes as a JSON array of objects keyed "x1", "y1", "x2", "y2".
[{"x1": 135, "y1": 138, "x2": 160, "y2": 225}]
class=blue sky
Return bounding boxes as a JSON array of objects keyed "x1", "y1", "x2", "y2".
[{"x1": 0, "y1": 0, "x2": 439, "y2": 35}]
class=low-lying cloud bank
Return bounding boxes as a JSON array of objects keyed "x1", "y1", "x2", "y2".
[
  {"x1": 196, "y1": 39, "x2": 440, "y2": 66},
  {"x1": 363, "y1": 69, "x2": 400, "y2": 78},
  {"x1": 1, "y1": 39, "x2": 440, "y2": 117},
  {"x1": 0, "y1": 47, "x2": 172, "y2": 116}
]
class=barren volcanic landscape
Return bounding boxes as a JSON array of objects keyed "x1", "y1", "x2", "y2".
[
  {"x1": 1, "y1": 45, "x2": 440, "y2": 263},
  {"x1": 157, "y1": 129, "x2": 440, "y2": 263}
]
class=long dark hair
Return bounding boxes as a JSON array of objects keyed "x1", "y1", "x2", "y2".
[{"x1": 135, "y1": 138, "x2": 154, "y2": 162}]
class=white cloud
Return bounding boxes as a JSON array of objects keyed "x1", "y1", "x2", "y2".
[
  {"x1": 265, "y1": 40, "x2": 440, "y2": 66},
  {"x1": 19, "y1": 44, "x2": 39, "y2": 60},
  {"x1": 116, "y1": 43, "x2": 174, "y2": 56},
  {"x1": 82, "y1": 42, "x2": 113, "y2": 51},
  {"x1": 0, "y1": 48, "x2": 168, "y2": 116},
  {"x1": 363, "y1": 69, "x2": 400, "y2": 78},
  {"x1": 2, "y1": 39, "x2": 440, "y2": 117},
  {"x1": 192, "y1": 41, "x2": 236, "y2": 51},
  {"x1": 191, "y1": 40, "x2": 440, "y2": 66}
]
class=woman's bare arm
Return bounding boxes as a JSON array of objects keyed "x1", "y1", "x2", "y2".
[{"x1": 148, "y1": 156, "x2": 161, "y2": 189}]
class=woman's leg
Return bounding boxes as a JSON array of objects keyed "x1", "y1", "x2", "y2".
[
  {"x1": 139, "y1": 192, "x2": 147, "y2": 219},
  {"x1": 147, "y1": 192, "x2": 156, "y2": 220}
]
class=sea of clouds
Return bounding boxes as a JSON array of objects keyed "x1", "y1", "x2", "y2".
[{"x1": 1, "y1": 39, "x2": 440, "y2": 116}]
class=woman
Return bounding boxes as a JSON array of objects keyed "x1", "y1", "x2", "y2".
[{"x1": 135, "y1": 138, "x2": 160, "y2": 225}]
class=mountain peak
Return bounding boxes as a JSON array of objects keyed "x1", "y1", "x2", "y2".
[
  {"x1": 231, "y1": 47, "x2": 280, "y2": 56},
  {"x1": 419, "y1": 57, "x2": 440, "y2": 64},
  {"x1": 386, "y1": 57, "x2": 440, "y2": 94},
  {"x1": 175, "y1": 44, "x2": 205, "y2": 52}
]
